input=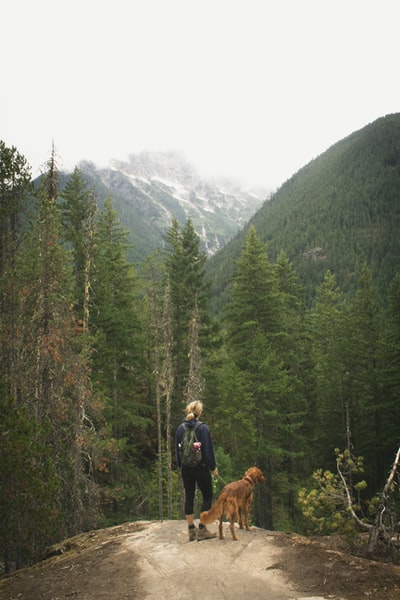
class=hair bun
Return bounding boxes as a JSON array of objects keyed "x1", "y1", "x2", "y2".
[{"x1": 185, "y1": 400, "x2": 203, "y2": 420}]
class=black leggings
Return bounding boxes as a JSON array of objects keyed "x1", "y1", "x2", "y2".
[{"x1": 181, "y1": 464, "x2": 213, "y2": 515}]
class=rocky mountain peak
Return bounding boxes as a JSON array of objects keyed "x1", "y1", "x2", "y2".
[
  {"x1": 111, "y1": 151, "x2": 200, "y2": 187},
  {"x1": 79, "y1": 152, "x2": 269, "y2": 261}
]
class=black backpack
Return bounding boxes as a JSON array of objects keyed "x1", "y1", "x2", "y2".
[{"x1": 178, "y1": 421, "x2": 203, "y2": 467}]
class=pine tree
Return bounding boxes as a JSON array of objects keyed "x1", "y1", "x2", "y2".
[
  {"x1": 91, "y1": 197, "x2": 152, "y2": 516},
  {"x1": 382, "y1": 273, "x2": 400, "y2": 464},
  {"x1": 0, "y1": 141, "x2": 32, "y2": 288},
  {"x1": 225, "y1": 225, "x2": 280, "y2": 369},
  {"x1": 3, "y1": 149, "x2": 98, "y2": 567},
  {"x1": 0, "y1": 141, "x2": 32, "y2": 397},
  {"x1": 273, "y1": 250, "x2": 309, "y2": 524},
  {"x1": 344, "y1": 264, "x2": 385, "y2": 489},
  {"x1": 164, "y1": 218, "x2": 208, "y2": 416},
  {"x1": 92, "y1": 197, "x2": 144, "y2": 404},
  {"x1": 307, "y1": 270, "x2": 348, "y2": 466},
  {"x1": 224, "y1": 226, "x2": 300, "y2": 528},
  {"x1": 60, "y1": 167, "x2": 96, "y2": 322},
  {"x1": 0, "y1": 397, "x2": 59, "y2": 571}
]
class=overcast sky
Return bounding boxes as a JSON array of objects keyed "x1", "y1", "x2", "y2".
[{"x1": 2, "y1": 0, "x2": 399, "y2": 188}]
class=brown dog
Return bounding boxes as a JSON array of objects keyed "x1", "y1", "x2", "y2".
[{"x1": 200, "y1": 467, "x2": 266, "y2": 540}]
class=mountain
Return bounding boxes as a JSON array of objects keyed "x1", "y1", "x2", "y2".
[
  {"x1": 78, "y1": 152, "x2": 268, "y2": 262},
  {"x1": 206, "y1": 113, "x2": 400, "y2": 309}
]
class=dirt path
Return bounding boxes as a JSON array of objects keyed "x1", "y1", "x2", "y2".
[
  {"x1": 1, "y1": 520, "x2": 400, "y2": 600},
  {"x1": 127, "y1": 520, "x2": 301, "y2": 599}
]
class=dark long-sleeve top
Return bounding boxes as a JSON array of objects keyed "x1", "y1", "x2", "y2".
[{"x1": 175, "y1": 418, "x2": 216, "y2": 471}]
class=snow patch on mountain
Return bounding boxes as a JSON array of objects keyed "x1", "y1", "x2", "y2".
[{"x1": 79, "y1": 152, "x2": 270, "y2": 258}]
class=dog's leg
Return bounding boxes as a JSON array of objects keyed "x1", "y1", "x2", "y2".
[
  {"x1": 230, "y1": 515, "x2": 239, "y2": 540},
  {"x1": 218, "y1": 517, "x2": 224, "y2": 539},
  {"x1": 218, "y1": 505, "x2": 225, "y2": 539},
  {"x1": 238, "y1": 505, "x2": 244, "y2": 529},
  {"x1": 228, "y1": 498, "x2": 239, "y2": 540},
  {"x1": 244, "y1": 493, "x2": 253, "y2": 530}
]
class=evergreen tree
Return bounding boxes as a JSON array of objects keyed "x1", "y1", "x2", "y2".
[
  {"x1": 344, "y1": 264, "x2": 385, "y2": 489},
  {"x1": 274, "y1": 250, "x2": 305, "y2": 362},
  {"x1": 273, "y1": 250, "x2": 309, "y2": 525},
  {"x1": 382, "y1": 273, "x2": 400, "y2": 471},
  {"x1": 92, "y1": 197, "x2": 145, "y2": 406},
  {"x1": 4, "y1": 150, "x2": 98, "y2": 567},
  {"x1": 307, "y1": 270, "x2": 348, "y2": 466},
  {"x1": 0, "y1": 141, "x2": 32, "y2": 397},
  {"x1": 225, "y1": 225, "x2": 280, "y2": 369},
  {"x1": 209, "y1": 350, "x2": 256, "y2": 475},
  {"x1": 164, "y1": 218, "x2": 208, "y2": 417},
  {"x1": 91, "y1": 197, "x2": 152, "y2": 517},
  {"x1": 0, "y1": 141, "x2": 32, "y2": 287},
  {"x1": 60, "y1": 167, "x2": 96, "y2": 319},
  {"x1": 224, "y1": 226, "x2": 303, "y2": 528},
  {"x1": 0, "y1": 397, "x2": 59, "y2": 571}
]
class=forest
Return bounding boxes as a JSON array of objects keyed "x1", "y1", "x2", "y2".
[
  {"x1": 206, "y1": 113, "x2": 400, "y2": 311},
  {"x1": 1, "y1": 138, "x2": 399, "y2": 573}
]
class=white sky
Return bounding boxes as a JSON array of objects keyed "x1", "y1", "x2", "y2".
[{"x1": 1, "y1": 0, "x2": 399, "y2": 188}]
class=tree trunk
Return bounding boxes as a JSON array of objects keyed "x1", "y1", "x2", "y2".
[
  {"x1": 162, "y1": 278, "x2": 174, "y2": 519},
  {"x1": 82, "y1": 193, "x2": 95, "y2": 332}
]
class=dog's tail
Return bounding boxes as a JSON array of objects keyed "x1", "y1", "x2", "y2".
[
  {"x1": 201, "y1": 493, "x2": 239, "y2": 524},
  {"x1": 200, "y1": 492, "x2": 228, "y2": 524}
]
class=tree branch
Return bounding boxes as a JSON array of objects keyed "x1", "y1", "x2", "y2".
[{"x1": 336, "y1": 458, "x2": 371, "y2": 531}]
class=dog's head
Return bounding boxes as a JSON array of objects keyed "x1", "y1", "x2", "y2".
[{"x1": 244, "y1": 466, "x2": 266, "y2": 484}]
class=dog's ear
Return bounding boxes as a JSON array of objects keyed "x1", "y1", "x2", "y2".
[
  {"x1": 245, "y1": 466, "x2": 266, "y2": 483},
  {"x1": 253, "y1": 467, "x2": 266, "y2": 482}
]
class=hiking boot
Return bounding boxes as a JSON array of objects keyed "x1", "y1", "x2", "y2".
[
  {"x1": 188, "y1": 526, "x2": 197, "y2": 542},
  {"x1": 196, "y1": 526, "x2": 216, "y2": 541}
]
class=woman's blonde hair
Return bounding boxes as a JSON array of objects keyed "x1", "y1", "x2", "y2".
[{"x1": 185, "y1": 400, "x2": 203, "y2": 421}]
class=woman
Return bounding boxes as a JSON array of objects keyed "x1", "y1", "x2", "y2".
[{"x1": 176, "y1": 400, "x2": 218, "y2": 541}]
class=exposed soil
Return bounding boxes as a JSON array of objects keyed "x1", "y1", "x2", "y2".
[{"x1": 1, "y1": 520, "x2": 400, "y2": 600}]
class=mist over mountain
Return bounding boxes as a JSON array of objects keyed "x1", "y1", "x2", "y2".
[
  {"x1": 67, "y1": 113, "x2": 400, "y2": 311},
  {"x1": 78, "y1": 152, "x2": 268, "y2": 262}
]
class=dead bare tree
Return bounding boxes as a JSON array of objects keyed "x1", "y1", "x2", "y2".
[
  {"x1": 184, "y1": 300, "x2": 205, "y2": 405},
  {"x1": 145, "y1": 259, "x2": 165, "y2": 520},
  {"x1": 82, "y1": 191, "x2": 96, "y2": 333},
  {"x1": 337, "y1": 446, "x2": 400, "y2": 557},
  {"x1": 161, "y1": 277, "x2": 174, "y2": 519},
  {"x1": 367, "y1": 446, "x2": 400, "y2": 556}
]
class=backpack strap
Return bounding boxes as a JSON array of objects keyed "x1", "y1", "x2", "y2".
[{"x1": 181, "y1": 421, "x2": 202, "y2": 446}]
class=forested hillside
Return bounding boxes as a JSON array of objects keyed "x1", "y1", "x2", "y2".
[
  {"x1": 207, "y1": 113, "x2": 400, "y2": 309},
  {"x1": 1, "y1": 115, "x2": 400, "y2": 575}
]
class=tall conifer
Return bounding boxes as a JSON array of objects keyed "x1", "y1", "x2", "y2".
[
  {"x1": 164, "y1": 218, "x2": 208, "y2": 416},
  {"x1": 308, "y1": 270, "x2": 348, "y2": 466},
  {"x1": 225, "y1": 226, "x2": 299, "y2": 528},
  {"x1": 91, "y1": 197, "x2": 151, "y2": 516},
  {"x1": 3, "y1": 149, "x2": 98, "y2": 567}
]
